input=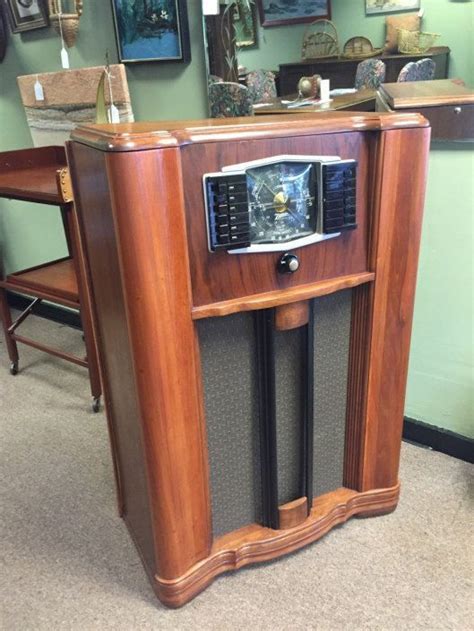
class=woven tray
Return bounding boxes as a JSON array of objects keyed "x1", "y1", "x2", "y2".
[{"x1": 342, "y1": 36, "x2": 384, "y2": 59}]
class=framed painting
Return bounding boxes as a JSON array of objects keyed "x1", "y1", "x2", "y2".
[
  {"x1": 257, "y1": 0, "x2": 330, "y2": 27},
  {"x1": 233, "y1": 1, "x2": 257, "y2": 48},
  {"x1": 111, "y1": 0, "x2": 191, "y2": 63},
  {"x1": 366, "y1": 0, "x2": 420, "y2": 15},
  {"x1": 6, "y1": 0, "x2": 48, "y2": 33}
]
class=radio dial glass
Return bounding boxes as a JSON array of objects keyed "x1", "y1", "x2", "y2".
[{"x1": 246, "y1": 162, "x2": 316, "y2": 244}]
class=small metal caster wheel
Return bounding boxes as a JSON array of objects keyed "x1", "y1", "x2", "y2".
[
  {"x1": 10, "y1": 361, "x2": 18, "y2": 376},
  {"x1": 92, "y1": 397, "x2": 101, "y2": 413}
]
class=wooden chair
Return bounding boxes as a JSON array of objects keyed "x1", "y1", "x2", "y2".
[
  {"x1": 398, "y1": 58, "x2": 436, "y2": 82},
  {"x1": 354, "y1": 59, "x2": 386, "y2": 89},
  {"x1": 208, "y1": 82, "x2": 253, "y2": 118},
  {"x1": 245, "y1": 70, "x2": 277, "y2": 104},
  {"x1": 0, "y1": 146, "x2": 101, "y2": 411}
]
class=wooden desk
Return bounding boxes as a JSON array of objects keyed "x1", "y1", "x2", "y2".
[
  {"x1": 377, "y1": 79, "x2": 474, "y2": 141},
  {"x1": 253, "y1": 89, "x2": 376, "y2": 115},
  {"x1": 279, "y1": 46, "x2": 450, "y2": 94}
]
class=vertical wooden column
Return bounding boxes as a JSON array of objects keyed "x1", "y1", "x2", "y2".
[
  {"x1": 104, "y1": 147, "x2": 212, "y2": 580},
  {"x1": 358, "y1": 127, "x2": 431, "y2": 492}
]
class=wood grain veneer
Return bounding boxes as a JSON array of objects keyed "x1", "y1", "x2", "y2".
[
  {"x1": 68, "y1": 113, "x2": 430, "y2": 607},
  {"x1": 71, "y1": 112, "x2": 428, "y2": 152},
  {"x1": 154, "y1": 484, "x2": 400, "y2": 607},
  {"x1": 278, "y1": 497, "x2": 309, "y2": 529},
  {"x1": 275, "y1": 301, "x2": 309, "y2": 331},
  {"x1": 379, "y1": 79, "x2": 474, "y2": 109},
  {"x1": 191, "y1": 272, "x2": 375, "y2": 318},
  {"x1": 183, "y1": 132, "x2": 369, "y2": 307}
]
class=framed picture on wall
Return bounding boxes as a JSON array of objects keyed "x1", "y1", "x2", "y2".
[
  {"x1": 111, "y1": 0, "x2": 191, "y2": 63},
  {"x1": 5, "y1": 0, "x2": 49, "y2": 33},
  {"x1": 365, "y1": 0, "x2": 420, "y2": 15},
  {"x1": 233, "y1": 1, "x2": 257, "y2": 48},
  {"x1": 257, "y1": 0, "x2": 331, "y2": 27}
]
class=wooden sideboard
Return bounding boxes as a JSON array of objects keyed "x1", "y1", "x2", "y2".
[{"x1": 279, "y1": 46, "x2": 450, "y2": 94}]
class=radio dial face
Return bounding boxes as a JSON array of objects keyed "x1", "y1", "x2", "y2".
[
  {"x1": 203, "y1": 155, "x2": 357, "y2": 253},
  {"x1": 247, "y1": 162, "x2": 316, "y2": 245}
]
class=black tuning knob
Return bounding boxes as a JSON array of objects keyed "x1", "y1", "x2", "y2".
[{"x1": 277, "y1": 252, "x2": 300, "y2": 274}]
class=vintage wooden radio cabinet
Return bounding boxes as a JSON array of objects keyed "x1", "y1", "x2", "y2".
[{"x1": 67, "y1": 112, "x2": 430, "y2": 607}]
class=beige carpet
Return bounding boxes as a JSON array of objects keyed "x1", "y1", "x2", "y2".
[{"x1": 1, "y1": 314, "x2": 473, "y2": 630}]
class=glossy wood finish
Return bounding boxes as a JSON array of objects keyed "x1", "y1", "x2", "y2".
[
  {"x1": 0, "y1": 146, "x2": 101, "y2": 401},
  {"x1": 71, "y1": 111, "x2": 427, "y2": 152},
  {"x1": 191, "y1": 272, "x2": 374, "y2": 319},
  {"x1": 377, "y1": 80, "x2": 474, "y2": 142},
  {"x1": 67, "y1": 143, "x2": 153, "y2": 555},
  {"x1": 253, "y1": 89, "x2": 376, "y2": 115},
  {"x1": 279, "y1": 46, "x2": 450, "y2": 94},
  {"x1": 155, "y1": 484, "x2": 400, "y2": 607},
  {"x1": 183, "y1": 132, "x2": 369, "y2": 307},
  {"x1": 343, "y1": 283, "x2": 372, "y2": 490},
  {"x1": 68, "y1": 142, "x2": 212, "y2": 581},
  {"x1": 360, "y1": 126, "x2": 430, "y2": 491},
  {"x1": 2, "y1": 258, "x2": 78, "y2": 304},
  {"x1": 379, "y1": 79, "x2": 474, "y2": 108},
  {"x1": 68, "y1": 113, "x2": 430, "y2": 607},
  {"x1": 278, "y1": 496, "x2": 308, "y2": 529},
  {"x1": 275, "y1": 300, "x2": 309, "y2": 331},
  {"x1": 0, "y1": 146, "x2": 67, "y2": 204}
]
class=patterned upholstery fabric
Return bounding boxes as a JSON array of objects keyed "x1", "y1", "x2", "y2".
[
  {"x1": 245, "y1": 70, "x2": 277, "y2": 104},
  {"x1": 208, "y1": 74, "x2": 223, "y2": 88},
  {"x1": 398, "y1": 58, "x2": 436, "y2": 82},
  {"x1": 354, "y1": 59, "x2": 386, "y2": 89},
  {"x1": 208, "y1": 82, "x2": 253, "y2": 118}
]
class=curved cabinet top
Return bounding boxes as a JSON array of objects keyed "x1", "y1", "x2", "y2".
[{"x1": 70, "y1": 112, "x2": 428, "y2": 152}]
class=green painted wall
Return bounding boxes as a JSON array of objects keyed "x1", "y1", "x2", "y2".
[
  {"x1": 0, "y1": 1, "x2": 208, "y2": 273},
  {"x1": 0, "y1": 1, "x2": 472, "y2": 437}
]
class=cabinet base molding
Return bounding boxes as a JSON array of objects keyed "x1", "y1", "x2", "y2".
[{"x1": 152, "y1": 483, "x2": 400, "y2": 608}]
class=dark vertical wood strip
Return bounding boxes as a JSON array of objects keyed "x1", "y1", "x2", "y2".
[
  {"x1": 255, "y1": 309, "x2": 279, "y2": 529},
  {"x1": 302, "y1": 301, "x2": 315, "y2": 510}
]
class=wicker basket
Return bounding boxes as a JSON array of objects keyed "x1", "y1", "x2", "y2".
[
  {"x1": 397, "y1": 29, "x2": 439, "y2": 54},
  {"x1": 301, "y1": 19, "x2": 339, "y2": 60},
  {"x1": 342, "y1": 36, "x2": 384, "y2": 59}
]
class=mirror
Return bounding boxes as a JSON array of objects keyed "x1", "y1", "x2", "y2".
[{"x1": 202, "y1": 1, "x2": 321, "y2": 106}]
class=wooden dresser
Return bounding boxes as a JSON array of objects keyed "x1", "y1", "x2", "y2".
[
  {"x1": 279, "y1": 46, "x2": 450, "y2": 94},
  {"x1": 377, "y1": 79, "x2": 474, "y2": 141}
]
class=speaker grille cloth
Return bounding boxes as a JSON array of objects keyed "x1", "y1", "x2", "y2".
[
  {"x1": 313, "y1": 289, "x2": 352, "y2": 496},
  {"x1": 197, "y1": 313, "x2": 261, "y2": 538},
  {"x1": 198, "y1": 289, "x2": 352, "y2": 538}
]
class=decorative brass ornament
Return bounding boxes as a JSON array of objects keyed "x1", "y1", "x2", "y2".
[
  {"x1": 297, "y1": 75, "x2": 321, "y2": 99},
  {"x1": 48, "y1": 0, "x2": 83, "y2": 48}
]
